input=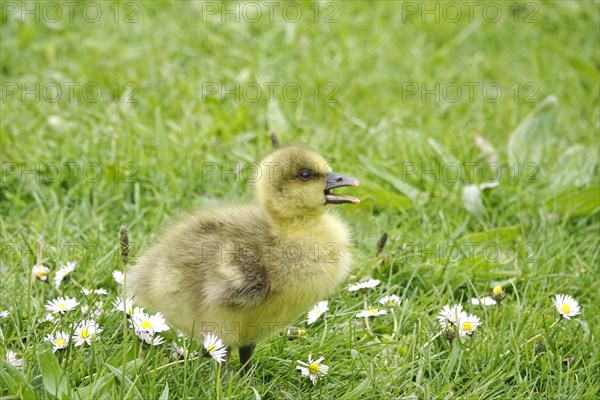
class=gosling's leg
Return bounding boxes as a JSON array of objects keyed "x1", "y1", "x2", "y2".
[{"x1": 239, "y1": 344, "x2": 255, "y2": 375}]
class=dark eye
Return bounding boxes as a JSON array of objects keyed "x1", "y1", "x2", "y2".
[{"x1": 298, "y1": 170, "x2": 312, "y2": 181}]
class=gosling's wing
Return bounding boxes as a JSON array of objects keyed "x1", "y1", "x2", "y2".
[
  {"x1": 202, "y1": 250, "x2": 271, "y2": 309},
  {"x1": 175, "y1": 205, "x2": 274, "y2": 309}
]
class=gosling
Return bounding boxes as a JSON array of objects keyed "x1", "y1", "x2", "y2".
[{"x1": 126, "y1": 146, "x2": 360, "y2": 373}]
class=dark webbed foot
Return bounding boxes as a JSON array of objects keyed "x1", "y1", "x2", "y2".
[{"x1": 239, "y1": 344, "x2": 256, "y2": 375}]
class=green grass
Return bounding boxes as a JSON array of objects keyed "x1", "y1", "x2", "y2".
[{"x1": 1, "y1": 1, "x2": 599, "y2": 399}]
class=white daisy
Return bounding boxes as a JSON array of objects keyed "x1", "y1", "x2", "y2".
[
  {"x1": 470, "y1": 296, "x2": 496, "y2": 306},
  {"x1": 73, "y1": 320, "x2": 101, "y2": 346},
  {"x1": 53, "y1": 261, "x2": 76, "y2": 288},
  {"x1": 553, "y1": 294, "x2": 580, "y2": 319},
  {"x1": 457, "y1": 313, "x2": 481, "y2": 336},
  {"x1": 45, "y1": 296, "x2": 79, "y2": 314},
  {"x1": 131, "y1": 309, "x2": 169, "y2": 335},
  {"x1": 113, "y1": 297, "x2": 135, "y2": 316},
  {"x1": 0, "y1": 310, "x2": 9, "y2": 318},
  {"x1": 45, "y1": 331, "x2": 70, "y2": 352},
  {"x1": 203, "y1": 333, "x2": 228, "y2": 363},
  {"x1": 135, "y1": 329, "x2": 166, "y2": 346},
  {"x1": 113, "y1": 271, "x2": 124, "y2": 285},
  {"x1": 171, "y1": 342, "x2": 199, "y2": 359},
  {"x1": 32, "y1": 264, "x2": 50, "y2": 281},
  {"x1": 82, "y1": 288, "x2": 108, "y2": 295},
  {"x1": 356, "y1": 307, "x2": 388, "y2": 318},
  {"x1": 379, "y1": 295, "x2": 402, "y2": 308},
  {"x1": 45, "y1": 313, "x2": 57, "y2": 323},
  {"x1": 296, "y1": 354, "x2": 329, "y2": 385},
  {"x1": 6, "y1": 350, "x2": 23, "y2": 367},
  {"x1": 80, "y1": 301, "x2": 104, "y2": 318},
  {"x1": 347, "y1": 278, "x2": 380, "y2": 292},
  {"x1": 307, "y1": 301, "x2": 329, "y2": 325},
  {"x1": 437, "y1": 304, "x2": 466, "y2": 330}
]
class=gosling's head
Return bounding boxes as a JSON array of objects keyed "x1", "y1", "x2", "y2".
[{"x1": 255, "y1": 146, "x2": 360, "y2": 221}]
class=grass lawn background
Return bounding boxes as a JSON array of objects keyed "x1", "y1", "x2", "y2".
[{"x1": 1, "y1": 1, "x2": 599, "y2": 398}]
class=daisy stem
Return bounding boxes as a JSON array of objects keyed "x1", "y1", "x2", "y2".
[
  {"x1": 363, "y1": 296, "x2": 374, "y2": 336},
  {"x1": 547, "y1": 317, "x2": 564, "y2": 340},
  {"x1": 364, "y1": 316, "x2": 374, "y2": 336},
  {"x1": 151, "y1": 356, "x2": 200, "y2": 372},
  {"x1": 525, "y1": 318, "x2": 561, "y2": 344},
  {"x1": 422, "y1": 331, "x2": 443, "y2": 349},
  {"x1": 392, "y1": 310, "x2": 399, "y2": 339},
  {"x1": 216, "y1": 364, "x2": 222, "y2": 399},
  {"x1": 320, "y1": 317, "x2": 328, "y2": 346},
  {"x1": 504, "y1": 317, "x2": 563, "y2": 356}
]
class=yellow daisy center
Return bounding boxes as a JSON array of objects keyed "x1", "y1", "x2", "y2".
[
  {"x1": 141, "y1": 320, "x2": 152, "y2": 330},
  {"x1": 308, "y1": 362, "x2": 320, "y2": 374},
  {"x1": 561, "y1": 304, "x2": 570, "y2": 314},
  {"x1": 55, "y1": 338, "x2": 66, "y2": 346},
  {"x1": 80, "y1": 329, "x2": 90, "y2": 338},
  {"x1": 368, "y1": 308, "x2": 377, "y2": 315},
  {"x1": 36, "y1": 270, "x2": 47, "y2": 277},
  {"x1": 127, "y1": 307, "x2": 133, "y2": 314},
  {"x1": 58, "y1": 303, "x2": 66, "y2": 311},
  {"x1": 462, "y1": 322, "x2": 473, "y2": 332},
  {"x1": 208, "y1": 344, "x2": 216, "y2": 352},
  {"x1": 492, "y1": 286, "x2": 502, "y2": 296}
]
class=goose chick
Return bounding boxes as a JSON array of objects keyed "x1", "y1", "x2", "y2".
[{"x1": 126, "y1": 146, "x2": 360, "y2": 373}]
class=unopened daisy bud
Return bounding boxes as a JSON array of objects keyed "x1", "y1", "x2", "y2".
[
  {"x1": 492, "y1": 285, "x2": 505, "y2": 302},
  {"x1": 444, "y1": 325, "x2": 457, "y2": 342},
  {"x1": 287, "y1": 327, "x2": 307, "y2": 337}
]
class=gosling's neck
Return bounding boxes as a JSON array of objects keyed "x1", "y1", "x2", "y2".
[{"x1": 262, "y1": 205, "x2": 330, "y2": 233}]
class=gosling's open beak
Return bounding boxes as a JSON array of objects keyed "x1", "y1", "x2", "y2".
[{"x1": 325, "y1": 172, "x2": 361, "y2": 205}]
